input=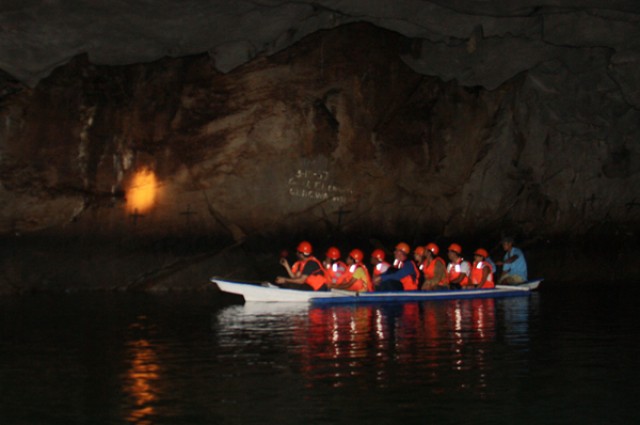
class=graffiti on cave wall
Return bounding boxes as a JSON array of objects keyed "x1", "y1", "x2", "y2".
[{"x1": 287, "y1": 169, "x2": 355, "y2": 203}]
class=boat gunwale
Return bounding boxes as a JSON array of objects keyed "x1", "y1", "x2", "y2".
[{"x1": 211, "y1": 278, "x2": 542, "y2": 304}]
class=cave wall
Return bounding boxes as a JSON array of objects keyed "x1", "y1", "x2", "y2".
[{"x1": 1, "y1": 23, "x2": 639, "y2": 243}]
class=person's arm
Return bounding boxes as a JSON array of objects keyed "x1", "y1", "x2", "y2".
[
  {"x1": 332, "y1": 267, "x2": 365, "y2": 290},
  {"x1": 279, "y1": 258, "x2": 295, "y2": 278},
  {"x1": 449, "y1": 274, "x2": 465, "y2": 284},
  {"x1": 501, "y1": 249, "x2": 520, "y2": 265},
  {"x1": 503, "y1": 253, "x2": 519, "y2": 264},
  {"x1": 276, "y1": 259, "x2": 318, "y2": 284},
  {"x1": 422, "y1": 274, "x2": 436, "y2": 289},
  {"x1": 434, "y1": 261, "x2": 446, "y2": 282},
  {"x1": 275, "y1": 274, "x2": 308, "y2": 285},
  {"x1": 331, "y1": 278, "x2": 352, "y2": 289},
  {"x1": 380, "y1": 261, "x2": 413, "y2": 282}
]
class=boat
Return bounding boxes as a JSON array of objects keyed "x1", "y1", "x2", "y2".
[{"x1": 210, "y1": 277, "x2": 542, "y2": 304}]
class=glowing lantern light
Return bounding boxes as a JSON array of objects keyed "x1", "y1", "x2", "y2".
[{"x1": 127, "y1": 168, "x2": 157, "y2": 214}]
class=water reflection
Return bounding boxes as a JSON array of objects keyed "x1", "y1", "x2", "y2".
[
  {"x1": 2, "y1": 289, "x2": 634, "y2": 425},
  {"x1": 216, "y1": 297, "x2": 531, "y2": 398},
  {"x1": 502, "y1": 295, "x2": 535, "y2": 347},
  {"x1": 124, "y1": 323, "x2": 161, "y2": 425}
]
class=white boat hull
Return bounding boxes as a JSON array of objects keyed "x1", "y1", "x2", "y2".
[
  {"x1": 212, "y1": 279, "x2": 339, "y2": 302},
  {"x1": 211, "y1": 278, "x2": 542, "y2": 304}
]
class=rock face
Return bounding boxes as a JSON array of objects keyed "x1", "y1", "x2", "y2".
[
  {"x1": 2, "y1": 22, "x2": 639, "y2": 237},
  {"x1": 0, "y1": 20, "x2": 639, "y2": 291}
]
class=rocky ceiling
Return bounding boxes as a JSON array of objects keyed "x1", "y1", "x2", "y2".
[{"x1": 1, "y1": 0, "x2": 639, "y2": 102}]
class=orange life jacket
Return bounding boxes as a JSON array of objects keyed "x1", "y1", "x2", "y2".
[
  {"x1": 292, "y1": 256, "x2": 328, "y2": 291},
  {"x1": 447, "y1": 258, "x2": 470, "y2": 287},
  {"x1": 398, "y1": 260, "x2": 419, "y2": 291},
  {"x1": 422, "y1": 256, "x2": 448, "y2": 287},
  {"x1": 470, "y1": 260, "x2": 495, "y2": 289},
  {"x1": 325, "y1": 260, "x2": 347, "y2": 284},
  {"x1": 339, "y1": 263, "x2": 373, "y2": 292}
]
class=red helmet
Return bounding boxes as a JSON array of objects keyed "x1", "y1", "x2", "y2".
[
  {"x1": 395, "y1": 242, "x2": 410, "y2": 255},
  {"x1": 349, "y1": 249, "x2": 364, "y2": 262},
  {"x1": 448, "y1": 243, "x2": 462, "y2": 254},
  {"x1": 371, "y1": 249, "x2": 386, "y2": 261},
  {"x1": 297, "y1": 241, "x2": 312, "y2": 255},
  {"x1": 426, "y1": 243, "x2": 439, "y2": 256},
  {"x1": 414, "y1": 246, "x2": 425, "y2": 256},
  {"x1": 326, "y1": 246, "x2": 341, "y2": 260},
  {"x1": 474, "y1": 248, "x2": 489, "y2": 258}
]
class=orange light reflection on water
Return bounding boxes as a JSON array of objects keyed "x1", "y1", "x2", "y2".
[{"x1": 125, "y1": 339, "x2": 160, "y2": 425}]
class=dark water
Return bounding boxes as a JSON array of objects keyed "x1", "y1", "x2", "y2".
[{"x1": 1, "y1": 284, "x2": 638, "y2": 425}]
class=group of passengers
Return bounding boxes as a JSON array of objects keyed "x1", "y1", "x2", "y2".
[{"x1": 275, "y1": 237, "x2": 528, "y2": 292}]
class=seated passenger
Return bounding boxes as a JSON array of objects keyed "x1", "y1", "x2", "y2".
[
  {"x1": 470, "y1": 248, "x2": 495, "y2": 289},
  {"x1": 446, "y1": 243, "x2": 470, "y2": 290},
  {"x1": 413, "y1": 246, "x2": 427, "y2": 288},
  {"x1": 495, "y1": 236, "x2": 528, "y2": 284},
  {"x1": 275, "y1": 241, "x2": 328, "y2": 291},
  {"x1": 421, "y1": 243, "x2": 448, "y2": 290},
  {"x1": 370, "y1": 249, "x2": 390, "y2": 277},
  {"x1": 323, "y1": 246, "x2": 347, "y2": 286},
  {"x1": 332, "y1": 249, "x2": 372, "y2": 292},
  {"x1": 374, "y1": 242, "x2": 419, "y2": 291}
]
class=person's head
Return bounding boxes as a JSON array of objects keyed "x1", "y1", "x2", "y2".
[
  {"x1": 447, "y1": 243, "x2": 462, "y2": 261},
  {"x1": 325, "y1": 246, "x2": 341, "y2": 262},
  {"x1": 394, "y1": 242, "x2": 410, "y2": 261},
  {"x1": 474, "y1": 248, "x2": 489, "y2": 262},
  {"x1": 501, "y1": 236, "x2": 514, "y2": 251},
  {"x1": 425, "y1": 243, "x2": 439, "y2": 258},
  {"x1": 413, "y1": 246, "x2": 425, "y2": 262},
  {"x1": 370, "y1": 249, "x2": 386, "y2": 264},
  {"x1": 297, "y1": 241, "x2": 313, "y2": 258},
  {"x1": 348, "y1": 249, "x2": 364, "y2": 265}
]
